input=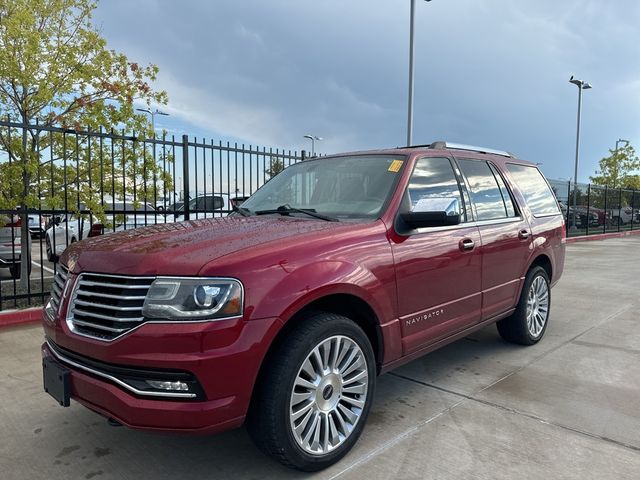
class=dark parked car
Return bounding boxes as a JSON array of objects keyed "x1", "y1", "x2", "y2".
[{"x1": 42, "y1": 142, "x2": 565, "y2": 471}]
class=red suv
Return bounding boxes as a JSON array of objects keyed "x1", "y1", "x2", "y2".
[{"x1": 42, "y1": 142, "x2": 565, "y2": 471}]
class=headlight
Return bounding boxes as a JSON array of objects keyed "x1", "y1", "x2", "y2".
[{"x1": 142, "y1": 277, "x2": 243, "y2": 320}]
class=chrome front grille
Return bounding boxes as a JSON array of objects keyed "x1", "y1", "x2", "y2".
[
  {"x1": 50, "y1": 264, "x2": 69, "y2": 313},
  {"x1": 68, "y1": 273, "x2": 154, "y2": 341}
]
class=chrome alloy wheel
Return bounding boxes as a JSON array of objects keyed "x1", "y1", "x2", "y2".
[
  {"x1": 526, "y1": 276, "x2": 549, "y2": 338},
  {"x1": 289, "y1": 335, "x2": 369, "y2": 456}
]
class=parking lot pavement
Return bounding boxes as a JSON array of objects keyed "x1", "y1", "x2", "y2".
[{"x1": 1, "y1": 237, "x2": 639, "y2": 480}]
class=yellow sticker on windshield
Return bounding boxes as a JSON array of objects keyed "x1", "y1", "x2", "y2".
[{"x1": 388, "y1": 160, "x2": 404, "y2": 172}]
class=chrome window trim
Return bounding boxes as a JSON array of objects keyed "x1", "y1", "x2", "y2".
[
  {"x1": 45, "y1": 339, "x2": 197, "y2": 399},
  {"x1": 411, "y1": 216, "x2": 524, "y2": 235},
  {"x1": 66, "y1": 273, "x2": 245, "y2": 343}
]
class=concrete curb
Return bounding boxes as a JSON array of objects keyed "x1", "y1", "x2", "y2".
[
  {"x1": 566, "y1": 229, "x2": 640, "y2": 243},
  {"x1": 0, "y1": 307, "x2": 42, "y2": 329}
]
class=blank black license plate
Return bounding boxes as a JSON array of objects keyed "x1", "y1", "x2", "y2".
[{"x1": 43, "y1": 357, "x2": 71, "y2": 407}]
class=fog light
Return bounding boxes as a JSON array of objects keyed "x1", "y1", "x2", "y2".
[{"x1": 145, "y1": 380, "x2": 190, "y2": 391}]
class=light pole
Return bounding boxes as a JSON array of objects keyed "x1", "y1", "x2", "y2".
[
  {"x1": 136, "y1": 108, "x2": 169, "y2": 134},
  {"x1": 569, "y1": 76, "x2": 592, "y2": 230},
  {"x1": 407, "y1": 0, "x2": 431, "y2": 147},
  {"x1": 303, "y1": 134, "x2": 322, "y2": 157}
]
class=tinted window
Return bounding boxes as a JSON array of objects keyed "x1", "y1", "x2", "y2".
[
  {"x1": 192, "y1": 196, "x2": 224, "y2": 212},
  {"x1": 457, "y1": 159, "x2": 511, "y2": 221},
  {"x1": 506, "y1": 164, "x2": 560, "y2": 216},
  {"x1": 407, "y1": 157, "x2": 465, "y2": 221},
  {"x1": 488, "y1": 163, "x2": 516, "y2": 217}
]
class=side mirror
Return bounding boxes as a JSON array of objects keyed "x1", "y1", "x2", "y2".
[
  {"x1": 401, "y1": 211, "x2": 460, "y2": 228},
  {"x1": 400, "y1": 197, "x2": 461, "y2": 229}
]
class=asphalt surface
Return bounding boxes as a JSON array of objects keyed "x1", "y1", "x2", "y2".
[{"x1": 1, "y1": 237, "x2": 639, "y2": 479}]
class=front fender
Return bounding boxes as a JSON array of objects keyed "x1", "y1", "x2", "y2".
[{"x1": 248, "y1": 259, "x2": 394, "y2": 326}]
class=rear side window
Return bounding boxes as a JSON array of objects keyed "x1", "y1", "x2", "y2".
[
  {"x1": 506, "y1": 164, "x2": 560, "y2": 216},
  {"x1": 457, "y1": 159, "x2": 515, "y2": 221},
  {"x1": 488, "y1": 163, "x2": 516, "y2": 217}
]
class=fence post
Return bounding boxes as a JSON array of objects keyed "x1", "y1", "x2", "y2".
[
  {"x1": 618, "y1": 187, "x2": 623, "y2": 232},
  {"x1": 632, "y1": 190, "x2": 637, "y2": 231},
  {"x1": 603, "y1": 185, "x2": 608, "y2": 234},
  {"x1": 182, "y1": 134, "x2": 190, "y2": 221},
  {"x1": 585, "y1": 184, "x2": 590, "y2": 236},
  {"x1": 301, "y1": 149, "x2": 306, "y2": 161}
]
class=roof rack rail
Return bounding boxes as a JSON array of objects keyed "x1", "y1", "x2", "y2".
[
  {"x1": 430, "y1": 141, "x2": 516, "y2": 158},
  {"x1": 400, "y1": 141, "x2": 516, "y2": 158}
]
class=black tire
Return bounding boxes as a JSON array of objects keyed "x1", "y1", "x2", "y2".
[
  {"x1": 46, "y1": 236, "x2": 57, "y2": 262},
  {"x1": 9, "y1": 260, "x2": 30, "y2": 279},
  {"x1": 247, "y1": 312, "x2": 376, "y2": 472},
  {"x1": 497, "y1": 266, "x2": 550, "y2": 345},
  {"x1": 9, "y1": 263, "x2": 20, "y2": 279}
]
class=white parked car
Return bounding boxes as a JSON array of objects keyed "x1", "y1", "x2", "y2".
[
  {"x1": 608, "y1": 206, "x2": 635, "y2": 226},
  {"x1": 45, "y1": 214, "x2": 98, "y2": 261},
  {"x1": 0, "y1": 214, "x2": 32, "y2": 279},
  {"x1": 28, "y1": 213, "x2": 49, "y2": 239}
]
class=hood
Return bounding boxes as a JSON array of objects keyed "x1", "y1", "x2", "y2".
[{"x1": 62, "y1": 216, "x2": 351, "y2": 276}]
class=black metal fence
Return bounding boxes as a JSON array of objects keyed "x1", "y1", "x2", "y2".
[
  {"x1": 1, "y1": 117, "x2": 639, "y2": 311},
  {"x1": 0, "y1": 118, "x2": 306, "y2": 310},
  {"x1": 548, "y1": 179, "x2": 640, "y2": 236}
]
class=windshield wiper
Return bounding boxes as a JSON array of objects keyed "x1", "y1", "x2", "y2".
[
  {"x1": 255, "y1": 204, "x2": 339, "y2": 222},
  {"x1": 233, "y1": 206, "x2": 252, "y2": 217}
]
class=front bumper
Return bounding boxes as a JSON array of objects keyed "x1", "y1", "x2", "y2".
[
  {"x1": 0, "y1": 248, "x2": 20, "y2": 265},
  {"x1": 42, "y1": 312, "x2": 282, "y2": 434}
]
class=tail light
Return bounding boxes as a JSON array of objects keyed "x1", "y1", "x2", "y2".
[{"x1": 88, "y1": 223, "x2": 104, "y2": 237}]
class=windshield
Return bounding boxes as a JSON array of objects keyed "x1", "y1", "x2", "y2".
[{"x1": 240, "y1": 155, "x2": 405, "y2": 220}]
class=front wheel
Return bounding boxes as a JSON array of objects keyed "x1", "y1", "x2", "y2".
[
  {"x1": 497, "y1": 266, "x2": 550, "y2": 345},
  {"x1": 247, "y1": 312, "x2": 376, "y2": 471}
]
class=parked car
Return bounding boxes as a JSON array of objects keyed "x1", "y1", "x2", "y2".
[
  {"x1": 607, "y1": 206, "x2": 634, "y2": 226},
  {"x1": 174, "y1": 193, "x2": 230, "y2": 221},
  {"x1": 45, "y1": 213, "x2": 103, "y2": 261},
  {"x1": 155, "y1": 201, "x2": 183, "y2": 213},
  {"x1": 0, "y1": 215, "x2": 32, "y2": 279},
  {"x1": 42, "y1": 142, "x2": 565, "y2": 471},
  {"x1": 559, "y1": 202, "x2": 601, "y2": 228},
  {"x1": 28, "y1": 213, "x2": 50, "y2": 239}
]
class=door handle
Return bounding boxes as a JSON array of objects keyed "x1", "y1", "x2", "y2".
[
  {"x1": 518, "y1": 229, "x2": 530, "y2": 240},
  {"x1": 459, "y1": 238, "x2": 475, "y2": 251}
]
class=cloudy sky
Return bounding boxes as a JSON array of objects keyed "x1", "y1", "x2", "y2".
[{"x1": 94, "y1": 0, "x2": 640, "y2": 182}]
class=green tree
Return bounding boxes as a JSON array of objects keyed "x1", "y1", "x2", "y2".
[
  {"x1": 265, "y1": 157, "x2": 285, "y2": 179},
  {"x1": 590, "y1": 143, "x2": 640, "y2": 190},
  {"x1": 0, "y1": 0, "x2": 168, "y2": 285}
]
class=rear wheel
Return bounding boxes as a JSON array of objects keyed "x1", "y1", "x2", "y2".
[
  {"x1": 247, "y1": 312, "x2": 376, "y2": 471},
  {"x1": 9, "y1": 264, "x2": 20, "y2": 279},
  {"x1": 9, "y1": 259, "x2": 31, "y2": 279},
  {"x1": 46, "y1": 236, "x2": 57, "y2": 262},
  {"x1": 497, "y1": 266, "x2": 550, "y2": 345}
]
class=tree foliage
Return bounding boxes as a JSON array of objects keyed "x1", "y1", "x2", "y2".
[
  {"x1": 590, "y1": 143, "x2": 640, "y2": 190},
  {"x1": 0, "y1": 0, "x2": 169, "y2": 283},
  {"x1": 265, "y1": 157, "x2": 285, "y2": 179}
]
